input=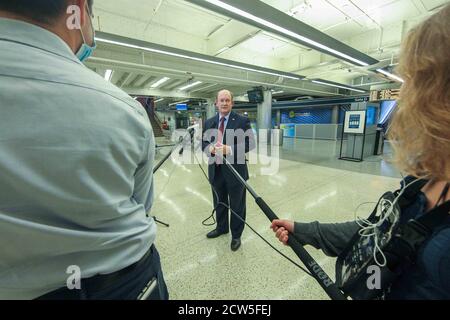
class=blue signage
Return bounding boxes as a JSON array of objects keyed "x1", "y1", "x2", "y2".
[{"x1": 349, "y1": 114, "x2": 361, "y2": 128}]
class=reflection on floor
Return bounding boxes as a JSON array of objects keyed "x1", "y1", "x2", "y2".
[
  {"x1": 152, "y1": 137, "x2": 401, "y2": 300},
  {"x1": 279, "y1": 138, "x2": 400, "y2": 179}
]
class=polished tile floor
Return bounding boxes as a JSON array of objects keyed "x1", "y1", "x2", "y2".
[
  {"x1": 278, "y1": 138, "x2": 400, "y2": 179},
  {"x1": 152, "y1": 137, "x2": 401, "y2": 300}
]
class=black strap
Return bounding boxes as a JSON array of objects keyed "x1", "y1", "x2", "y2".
[
  {"x1": 390, "y1": 198, "x2": 450, "y2": 263},
  {"x1": 416, "y1": 198, "x2": 450, "y2": 231},
  {"x1": 383, "y1": 184, "x2": 450, "y2": 269},
  {"x1": 396, "y1": 178, "x2": 428, "y2": 208},
  {"x1": 435, "y1": 183, "x2": 450, "y2": 208}
]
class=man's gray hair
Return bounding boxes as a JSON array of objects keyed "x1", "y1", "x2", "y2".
[{"x1": 216, "y1": 89, "x2": 234, "y2": 101}]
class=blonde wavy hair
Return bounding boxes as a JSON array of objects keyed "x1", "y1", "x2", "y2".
[{"x1": 388, "y1": 4, "x2": 450, "y2": 181}]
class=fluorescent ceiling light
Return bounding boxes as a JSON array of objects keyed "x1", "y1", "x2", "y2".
[
  {"x1": 190, "y1": 83, "x2": 218, "y2": 93},
  {"x1": 376, "y1": 69, "x2": 404, "y2": 83},
  {"x1": 202, "y1": 0, "x2": 369, "y2": 66},
  {"x1": 169, "y1": 99, "x2": 189, "y2": 106},
  {"x1": 272, "y1": 90, "x2": 284, "y2": 95},
  {"x1": 154, "y1": 98, "x2": 164, "y2": 103},
  {"x1": 96, "y1": 37, "x2": 301, "y2": 80},
  {"x1": 178, "y1": 81, "x2": 203, "y2": 91},
  {"x1": 104, "y1": 69, "x2": 113, "y2": 81},
  {"x1": 312, "y1": 80, "x2": 366, "y2": 93},
  {"x1": 353, "y1": 81, "x2": 385, "y2": 87},
  {"x1": 215, "y1": 46, "x2": 230, "y2": 55},
  {"x1": 151, "y1": 77, "x2": 170, "y2": 88}
]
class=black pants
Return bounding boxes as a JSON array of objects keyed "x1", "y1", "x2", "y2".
[
  {"x1": 36, "y1": 245, "x2": 168, "y2": 300},
  {"x1": 212, "y1": 166, "x2": 247, "y2": 239}
]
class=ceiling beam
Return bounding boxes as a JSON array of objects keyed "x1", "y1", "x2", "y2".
[
  {"x1": 123, "y1": 87, "x2": 209, "y2": 99},
  {"x1": 95, "y1": 31, "x2": 304, "y2": 80},
  {"x1": 87, "y1": 56, "x2": 339, "y2": 96},
  {"x1": 185, "y1": 0, "x2": 379, "y2": 66}
]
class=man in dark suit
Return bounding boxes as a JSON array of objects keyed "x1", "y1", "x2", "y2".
[{"x1": 202, "y1": 90, "x2": 255, "y2": 251}]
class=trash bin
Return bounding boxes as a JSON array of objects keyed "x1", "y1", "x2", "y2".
[{"x1": 271, "y1": 128, "x2": 284, "y2": 146}]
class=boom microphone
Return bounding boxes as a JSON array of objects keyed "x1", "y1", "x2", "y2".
[
  {"x1": 179, "y1": 124, "x2": 198, "y2": 155},
  {"x1": 218, "y1": 155, "x2": 347, "y2": 300}
]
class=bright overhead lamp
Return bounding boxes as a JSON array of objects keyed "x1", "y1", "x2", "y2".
[
  {"x1": 186, "y1": 0, "x2": 378, "y2": 66},
  {"x1": 169, "y1": 100, "x2": 189, "y2": 106},
  {"x1": 376, "y1": 69, "x2": 404, "y2": 83},
  {"x1": 311, "y1": 79, "x2": 367, "y2": 93},
  {"x1": 215, "y1": 46, "x2": 230, "y2": 55},
  {"x1": 178, "y1": 81, "x2": 203, "y2": 91},
  {"x1": 95, "y1": 35, "x2": 302, "y2": 80},
  {"x1": 190, "y1": 83, "x2": 219, "y2": 94},
  {"x1": 272, "y1": 90, "x2": 284, "y2": 95},
  {"x1": 154, "y1": 98, "x2": 164, "y2": 103},
  {"x1": 151, "y1": 77, "x2": 170, "y2": 88},
  {"x1": 104, "y1": 69, "x2": 113, "y2": 81}
]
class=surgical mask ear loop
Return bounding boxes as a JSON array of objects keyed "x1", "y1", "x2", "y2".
[{"x1": 76, "y1": 4, "x2": 97, "y2": 62}]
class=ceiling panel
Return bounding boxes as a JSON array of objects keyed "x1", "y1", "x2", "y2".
[
  {"x1": 138, "y1": 75, "x2": 157, "y2": 88},
  {"x1": 154, "y1": 0, "x2": 230, "y2": 38},
  {"x1": 161, "y1": 79, "x2": 185, "y2": 90},
  {"x1": 238, "y1": 33, "x2": 289, "y2": 54},
  {"x1": 94, "y1": 0, "x2": 162, "y2": 19},
  {"x1": 323, "y1": 20, "x2": 370, "y2": 40},
  {"x1": 345, "y1": 0, "x2": 400, "y2": 12},
  {"x1": 128, "y1": 74, "x2": 143, "y2": 87},
  {"x1": 87, "y1": 0, "x2": 450, "y2": 97},
  {"x1": 369, "y1": 0, "x2": 422, "y2": 26},
  {"x1": 116, "y1": 72, "x2": 132, "y2": 87},
  {"x1": 420, "y1": 0, "x2": 450, "y2": 10},
  {"x1": 110, "y1": 70, "x2": 124, "y2": 85},
  {"x1": 94, "y1": 0, "x2": 227, "y2": 39},
  {"x1": 292, "y1": 0, "x2": 353, "y2": 30}
]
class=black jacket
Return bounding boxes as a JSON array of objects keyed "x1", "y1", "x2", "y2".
[{"x1": 202, "y1": 111, "x2": 256, "y2": 185}]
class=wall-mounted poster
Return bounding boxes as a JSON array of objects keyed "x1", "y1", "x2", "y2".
[
  {"x1": 280, "y1": 123, "x2": 295, "y2": 137},
  {"x1": 344, "y1": 110, "x2": 366, "y2": 134}
]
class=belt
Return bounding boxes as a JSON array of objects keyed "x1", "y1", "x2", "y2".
[
  {"x1": 36, "y1": 245, "x2": 155, "y2": 299},
  {"x1": 83, "y1": 245, "x2": 155, "y2": 291}
]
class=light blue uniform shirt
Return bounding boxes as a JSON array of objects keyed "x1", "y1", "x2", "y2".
[{"x1": 0, "y1": 18, "x2": 157, "y2": 299}]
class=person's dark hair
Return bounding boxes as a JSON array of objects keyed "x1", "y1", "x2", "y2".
[{"x1": 0, "y1": 0, "x2": 93, "y2": 25}]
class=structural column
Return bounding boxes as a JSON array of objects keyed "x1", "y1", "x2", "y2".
[
  {"x1": 256, "y1": 90, "x2": 272, "y2": 142},
  {"x1": 276, "y1": 109, "x2": 281, "y2": 127},
  {"x1": 331, "y1": 105, "x2": 339, "y2": 124},
  {"x1": 206, "y1": 98, "x2": 216, "y2": 120}
]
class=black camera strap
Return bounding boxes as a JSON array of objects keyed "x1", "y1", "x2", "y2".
[
  {"x1": 386, "y1": 196, "x2": 450, "y2": 269},
  {"x1": 393, "y1": 183, "x2": 450, "y2": 257}
]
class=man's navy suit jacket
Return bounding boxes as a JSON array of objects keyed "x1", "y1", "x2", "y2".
[{"x1": 202, "y1": 111, "x2": 256, "y2": 185}]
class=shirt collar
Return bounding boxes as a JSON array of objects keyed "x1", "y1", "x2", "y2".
[
  {"x1": 0, "y1": 18, "x2": 82, "y2": 64},
  {"x1": 219, "y1": 113, "x2": 231, "y2": 122}
]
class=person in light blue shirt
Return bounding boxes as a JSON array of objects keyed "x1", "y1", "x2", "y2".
[{"x1": 0, "y1": 0, "x2": 168, "y2": 300}]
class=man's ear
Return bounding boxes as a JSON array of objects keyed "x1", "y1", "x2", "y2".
[
  {"x1": 73, "y1": 0, "x2": 87, "y2": 28},
  {"x1": 66, "y1": 0, "x2": 87, "y2": 30}
]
